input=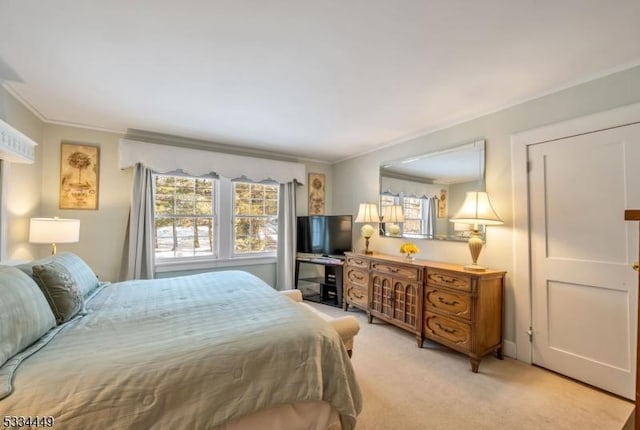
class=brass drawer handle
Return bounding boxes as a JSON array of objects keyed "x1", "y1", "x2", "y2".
[
  {"x1": 352, "y1": 273, "x2": 364, "y2": 280},
  {"x1": 436, "y1": 323, "x2": 457, "y2": 334},
  {"x1": 389, "y1": 267, "x2": 399, "y2": 273},
  {"x1": 436, "y1": 275, "x2": 457, "y2": 284},
  {"x1": 633, "y1": 261, "x2": 639, "y2": 272},
  {"x1": 438, "y1": 297, "x2": 460, "y2": 306}
]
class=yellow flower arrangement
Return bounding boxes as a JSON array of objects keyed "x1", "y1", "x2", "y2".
[{"x1": 400, "y1": 242, "x2": 419, "y2": 256}]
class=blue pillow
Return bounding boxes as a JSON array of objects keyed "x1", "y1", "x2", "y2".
[
  {"x1": 17, "y1": 252, "x2": 99, "y2": 298},
  {"x1": 0, "y1": 267, "x2": 55, "y2": 368}
]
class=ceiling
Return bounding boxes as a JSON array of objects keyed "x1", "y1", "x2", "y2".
[{"x1": 1, "y1": 1, "x2": 639, "y2": 163}]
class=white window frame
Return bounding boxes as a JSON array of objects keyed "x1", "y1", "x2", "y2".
[
  {"x1": 154, "y1": 176, "x2": 276, "y2": 274},
  {"x1": 231, "y1": 180, "x2": 279, "y2": 258}
]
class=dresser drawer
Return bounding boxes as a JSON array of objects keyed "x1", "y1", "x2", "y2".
[
  {"x1": 345, "y1": 284, "x2": 368, "y2": 308},
  {"x1": 426, "y1": 269, "x2": 471, "y2": 292},
  {"x1": 345, "y1": 267, "x2": 369, "y2": 288},
  {"x1": 346, "y1": 256, "x2": 370, "y2": 269},
  {"x1": 371, "y1": 262, "x2": 421, "y2": 281},
  {"x1": 424, "y1": 286, "x2": 471, "y2": 320},
  {"x1": 423, "y1": 312, "x2": 471, "y2": 350}
]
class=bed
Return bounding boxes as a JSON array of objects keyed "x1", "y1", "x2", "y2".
[{"x1": 0, "y1": 253, "x2": 362, "y2": 429}]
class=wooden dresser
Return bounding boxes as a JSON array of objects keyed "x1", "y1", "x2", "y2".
[{"x1": 343, "y1": 252, "x2": 506, "y2": 373}]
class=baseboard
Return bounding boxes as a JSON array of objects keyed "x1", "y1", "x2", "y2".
[{"x1": 503, "y1": 340, "x2": 517, "y2": 359}]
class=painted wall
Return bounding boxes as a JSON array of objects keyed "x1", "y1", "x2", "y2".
[
  {"x1": 38, "y1": 124, "x2": 131, "y2": 282},
  {"x1": 0, "y1": 94, "x2": 334, "y2": 285},
  {"x1": 155, "y1": 263, "x2": 276, "y2": 286},
  {"x1": 0, "y1": 86, "x2": 43, "y2": 262},
  {"x1": 296, "y1": 161, "x2": 334, "y2": 216},
  {"x1": 333, "y1": 65, "x2": 640, "y2": 350}
]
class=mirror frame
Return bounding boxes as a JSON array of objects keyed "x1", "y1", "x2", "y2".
[{"x1": 379, "y1": 139, "x2": 486, "y2": 242}]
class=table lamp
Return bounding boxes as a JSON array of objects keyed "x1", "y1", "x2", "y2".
[
  {"x1": 450, "y1": 192, "x2": 502, "y2": 271},
  {"x1": 355, "y1": 203, "x2": 380, "y2": 254},
  {"x1": 383, "y1": 205, "x2": 404, "y2": 236},
  {"x1": 29, "y1": 217, "x2": 80, "y2": 254}
]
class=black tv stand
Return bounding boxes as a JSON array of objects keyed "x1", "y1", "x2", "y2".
[{"x1": 294, "y1": 255, "x2": 343, "y2": 308}]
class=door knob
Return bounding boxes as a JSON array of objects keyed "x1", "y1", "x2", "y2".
[{"x1": 632, "y1": 261, "x2": 639, "y2": 272}]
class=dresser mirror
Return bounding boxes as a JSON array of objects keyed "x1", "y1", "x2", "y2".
[{"x1": 379, "y1": 139, "x2": 485, "y2": 242}]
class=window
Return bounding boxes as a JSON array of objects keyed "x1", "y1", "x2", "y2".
[
  {"x1": 402, "y1": 197, "x2": 424, "y2": 236},
  {"x1": 154, "y1": 174, "x2": 216, "y2": 259},
  {"x1": 152, "y1": 174, "x2": 279, "y2": 266},
  {"x1": 233, "y1": 182, "x2": 279, "y2": 254}
]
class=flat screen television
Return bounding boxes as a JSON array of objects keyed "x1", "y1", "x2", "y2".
[{"x1": 296, "y1": 215, "x2": 353, "y2": 256}]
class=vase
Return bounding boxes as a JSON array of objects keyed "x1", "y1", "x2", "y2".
[{"x1": 404, "y1": 253, "x2": 415, "y2": 261}]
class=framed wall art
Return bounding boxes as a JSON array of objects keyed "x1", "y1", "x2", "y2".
[
  {"x1": 308, "y1": 172, "x2": 325, "y2": 215},
  {"x1": 60, "y1": 142, "x2": 100, "y2": 210},
  {"x1": 438, "y1": 189, "x2": 447, "y2": 218}
]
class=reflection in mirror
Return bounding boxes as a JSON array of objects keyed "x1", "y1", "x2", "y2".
[{"x1": 379, "y1": 139, "x2": 485, "y2": 242}]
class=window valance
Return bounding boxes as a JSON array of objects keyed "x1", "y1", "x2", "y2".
[{"x1": 118, "y1": 139, "x2": 306, "y2": 184}]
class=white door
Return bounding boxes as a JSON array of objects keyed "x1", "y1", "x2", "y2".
[{"x1": 528, "y1": 122, "x2": 640, "y2": 399}]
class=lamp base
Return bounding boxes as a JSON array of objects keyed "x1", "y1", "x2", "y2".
[
  {"x1": 362, "y1": 235, "x2": 373, "y2": 255},
  {"x1": 465, "y1": 229, "x2": 485, "y2": 271},
  {"x1": 464, "y1": 263, "x2": 486, "y2": 272}
]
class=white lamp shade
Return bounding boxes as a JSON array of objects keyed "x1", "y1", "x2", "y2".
[
  {"x1": 453, "y1": 222, "x2": 472, "y2": 231},
  {"x1": 383, "y1": 205, "x2": 405, "y2": 223},
  {"x1": 450, "y1": 192, "x2": 503, "y2": 226},
  {"x1": 29, "y1": 218, "x2": 80, "y2": 244},
  {"x1": 355, "y1": 203, "x2": 380, "y2": 223}
]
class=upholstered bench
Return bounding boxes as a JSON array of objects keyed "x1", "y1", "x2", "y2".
[{"x1": 280, "y1": 290, "x2": 360, "y2": 357}]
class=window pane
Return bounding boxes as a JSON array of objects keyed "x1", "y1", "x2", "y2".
[
  {"x1": 234, "y1": 216, "x2": 251, "y2": 236},
  {"x1": 265, "y1": 187, "x2": 277, "y2": 200},
  {"x1": 174, "y1": 186, "x2": 193, "y2": 197},
  {"x1": 155, "y1": 196, "x2": 174, "y2": 215},
  {"x1": 155, "y1": 218, "x2": 176, "y2": 257},
  {"x1": 264, "y1": 199, "x2": 278, "y2": 215},
  {"x1": 403, "y1": 197, "x2": 422, "y2": 219},
  {"x1": 176, "y1": 198, "x2": 195, "y2": 215},
  {"x1": 404, "y1": 220, "x2": 422, "y2": 235},
  {"x1": 196, "y1": 218, "x2": 214, "y2": 255},
  {"x1": 232, "y1": 182, "x2": 279, "y2": 255},
  {"x1": 175, "y1": 177, "x2": 194, "y2": 188},
  {"x1": 234, "y1": 216, "x2": 251, "y2": 253},
  {"x1": 235, "y1": 183, "x2": 250, "y2": 198},
  {"x1": 264, "y1": 217, "x2": 278, "y2": 251},
  {"x1": 251, "y1": 199, "x2": 265, "y2": 215},
  {"x1": 195, "y1": 200, "x2": 212, "y2": 216},
  {"x1": 250, "y1": 184, "x2": 265, "y2": 199},
  {"x1": 235, "y1": 198, "x2": 250, "y2": 215},
  {"x1": 153, "y1": 174, "x2": 215, "y2": 259}
]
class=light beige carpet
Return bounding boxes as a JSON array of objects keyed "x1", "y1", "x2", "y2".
[{"x1": 307, "y1": 302, "x2": 634, "y2": 430}]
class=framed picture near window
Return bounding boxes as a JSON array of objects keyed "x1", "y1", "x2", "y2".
[
  {"x1": 308, "y1": 172, "x2": 325, "y2": 215},
  {"x1": 60, "y1": 142, "x2": 100, "y2": 210},
  {"x1": 438, "y1": 189, "x2": 447, "y2": 218}
]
